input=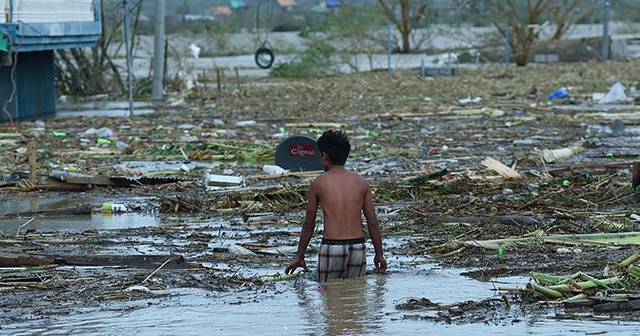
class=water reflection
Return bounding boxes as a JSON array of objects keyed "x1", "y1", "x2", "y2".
[
  {"x1": 302, "y1": 275, "x2": 387, "y2": 336},
  {"x1": 0, "y1": 213, "x2": 160, "y2": 233}
]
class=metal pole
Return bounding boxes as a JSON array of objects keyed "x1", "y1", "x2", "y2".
[
  {"x1": 387, "y1": 19, "x2": 392, "y2": 79},
  {"x1": 504, "y1": 23, "x2": 510, "y2": 65},
  {"x1": 152, "y1": 0, "x2": 165, "y2": 101},
  {"x1": 602, "y1": 0, "x2": 610, "y2": 61},
  {"x1": 123, "y1": 0, "x2": 134, "y2": 117}
]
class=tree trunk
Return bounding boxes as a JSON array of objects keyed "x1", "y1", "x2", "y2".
[{"x1": 401, "y1": 30, "x2": 411, "y2": 53}]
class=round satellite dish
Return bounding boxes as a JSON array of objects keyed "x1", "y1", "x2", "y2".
[{"x1": 275, "y1": 134, "x2": 323, "y2": 172}]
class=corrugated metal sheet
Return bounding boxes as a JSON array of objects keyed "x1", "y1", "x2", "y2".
[
  {"x1": 0, "y1": 0, "x2": 6, "y2": 23},
  {"x1": 0, "y1": 50, "x2": 56, "y2": 122},
  {"x1": 11, "y1": 0, "x2": 94, "y2": 23},
  {"x1": 0, "y1": 0, "x2": 100, "y2": 52}
]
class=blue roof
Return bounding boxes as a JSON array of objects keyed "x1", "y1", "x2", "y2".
[
  {"x1": 230, "y1": 0, "x2": 247, "y2": 9},
  {"x1": 325, "y1": 0, "x2": 341, "y2": 8}
]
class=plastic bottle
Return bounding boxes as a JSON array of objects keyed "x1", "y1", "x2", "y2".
[
  {"x1": 102, "y1": 203, "x2": 128, "y2": 212},
  {"x1": 547, "y1": 87, "x2": 569, "y2": 100},
  {"x1": 263, "y1": 165, "x2": 289, "y2": 175}
]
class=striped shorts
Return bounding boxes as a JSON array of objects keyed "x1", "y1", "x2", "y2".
[{"x1": 317, "y1": 238, "x2": 366, "y2": 283}]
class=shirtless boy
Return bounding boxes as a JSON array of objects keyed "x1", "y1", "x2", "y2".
[{"x1": 285, "y1": 129, "x2": 387, "y2": 283}]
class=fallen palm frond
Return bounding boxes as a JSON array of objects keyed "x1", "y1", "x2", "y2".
[
  {"x1": 439, "y1": 231, "x2": 640, "y2": 252},
  {"x1": 502, "y1": 254, "x2": 640, "y2": 309},
  {"x1": 259, "y1": 271, "x2": 305, "y2": 282}
]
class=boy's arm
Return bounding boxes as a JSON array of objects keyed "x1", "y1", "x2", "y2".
[
  {"x1": 285, "y1": 182, "x2": 319, "y2": 274},
  {"x1": 363, "y1": 184, "x2": 387, "y2": 273}
]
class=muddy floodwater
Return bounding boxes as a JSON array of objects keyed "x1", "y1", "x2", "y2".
[
  {"x1": 1, "y1": 195, "x2": 639, "y2": 335},
  {"x1": 3, "y1": 259, "x2": 640, "y2": 335}
]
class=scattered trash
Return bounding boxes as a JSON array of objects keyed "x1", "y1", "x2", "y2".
[
  {"x1": 556, "y1": 247, "x2": 582, "y2": 254},
  {"x1": 102, "y1": 203, "x2": 128, "y2": 212},
  {"x1": 33, "y1": 120, "x2": 45, "y2": 130},
  {"x1": 189, "y1": 43, "x2": 201, "y2": 59},
  {"x1": 235, "y1": 120, "x2": 257, "y2": 127},
  {"x1": 228, "y1": 244, "x2": 256, "y2": 257},
  {"x1": 540, "y1": 145, "x2": 584, "y2": 163},
  {"x1": 599, "y1": 82, "x2": 628, "y2": 104},
  {"x1": 547, "y1": 87, "x2": 569, "y2": 100},
  {"x1": 262, "y1": 165, "x2": 289, "y2": 175},
  {"x1": 458, "y1": 97, "x2": 482, "y2": 104},
  {"x1": 202, "y1": 170, "x2": 244, "y2": 190},
  {"x1": 124, "y1": 285, "x2": 151, "y2": 293}
]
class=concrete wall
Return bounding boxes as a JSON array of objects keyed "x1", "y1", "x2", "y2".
[{"x1": 530, "y1": 36, "x2": 631, "y2": 63}]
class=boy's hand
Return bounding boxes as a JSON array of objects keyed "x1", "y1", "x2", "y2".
[
  {"x1": 374, "y1": 254, "x2": 387, "y2": 273},
  {"x1": 285, "y1": 257, "x2": 308, "y2": 274}
]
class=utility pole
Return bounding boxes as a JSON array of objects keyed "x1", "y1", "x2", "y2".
[
  {"x1": 602, "y1": 0, "x2": 610, "y2": 61},
  {"x1": 152, "y1": 0, "x2": 165, "y2": 101},
  {"x1": 122, "y1": 0, "x2": 134, "y2": 117},
  {"x1": 504, "y1": 23, "x2": 510, "y2": 65}
]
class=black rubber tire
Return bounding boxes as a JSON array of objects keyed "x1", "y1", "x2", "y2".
[{"x1": 255, "y1": 47, "x2": 275, "y2": 69}]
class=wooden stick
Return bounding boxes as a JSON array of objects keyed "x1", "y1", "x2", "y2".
[
  {"x1": 481, "y1": 157, "x2": 523, "y2": 180},
  {"x1": 216, "y1": 68, "x2": 222, "y2": 91},
  {"x1": 27, "y1": 140, "x2": 36, "y2": 185},
  {"x1": 16, "y1": 217, "x2": 35, "y2": 236},
  {"x1": 633, "y1": 162, "x2": 640, "y2": 189},
  {"x1": 142, "y1": 257, "x2": 173, "y2": 284}
]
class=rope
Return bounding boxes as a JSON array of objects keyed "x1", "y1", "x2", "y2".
[
  {"x1": 2, "y1": 31, "x2": 18, "y2": 126},
  {"x1": 255, "y1": 0, "x2": 274, "y2": 46},
  {"x1": 254, "y1": 0, "x2": 275, "y2": 69}
]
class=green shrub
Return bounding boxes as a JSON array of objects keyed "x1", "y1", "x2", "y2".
[{"x1": 270, "y1": 38, "x2": 337, "y2": 78}]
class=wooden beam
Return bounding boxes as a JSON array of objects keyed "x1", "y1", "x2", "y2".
[
  {"x1": 27, "y1": 140, "x2": 36, "y2": 185},
  {"x1": 481, "y1": 157, "x2": 523, "y2": 180},
  {"x1": 633, "y1": 162, "x2": 640, "y2": 189}
]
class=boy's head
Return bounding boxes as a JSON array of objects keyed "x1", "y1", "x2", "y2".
[{"x1": 317, "y1": 129, "x2": 350, "y2": 167}]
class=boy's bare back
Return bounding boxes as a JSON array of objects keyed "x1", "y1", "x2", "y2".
[
  {"x1": 310, "y1": 168, "x2": 372, "y2": 240},
  {"x1": 285, "y1": 129, "x2": 386, "y2": 277}
]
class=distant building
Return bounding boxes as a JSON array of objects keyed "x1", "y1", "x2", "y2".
[
  {"x1": 229, "y1": 0, "x2": 248, "y2": 10},
  {"x1": 312, "y1": 0, "x2": 341, "y2": 14},
  {"x1": 214, "y1": 6, "x2": 233, "y2": 16},
  {"x1": 182, "y1": 14, "x2": 216, "y2": 21},
  {"x1": 276, "y1": 0, "x2": 296, "y2": 12}
]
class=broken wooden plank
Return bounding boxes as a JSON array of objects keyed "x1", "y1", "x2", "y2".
[
  {"x1": 0, "y1": 252, "x2": 191, "y2": 269},
  {"x1": 0, "y1": 252, "x2": 63, "y2": 267},
  {"x1": 633, "y1": 162, "x2": 640, "y2": 189},
  {"x1": 481, "y1": 157, "x2": 523, "y2": 180},
  {"x1": 1, "y1": 206, "x2": 92, "y2": 219},
  {"x1": 62, "y1": 254, "x2": 189, "y2": 269},
  {"x1": 284, "y1": 122, "x2": 346, "y2": 129},
  {"x1": 49, "y1": 170, "x2": 116, "y2": 186},
  {"x1": 594, "y1": 299, "x2": 640, "y2": 313}
]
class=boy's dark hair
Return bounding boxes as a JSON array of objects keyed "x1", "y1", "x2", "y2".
[{"x1": 317, "y1": 129, "x2": 350, "y2": 166}]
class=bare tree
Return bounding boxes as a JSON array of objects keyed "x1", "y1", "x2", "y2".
[
  {"x1": 549, "y1": 1, "x2": 591, "y2": 40},
  {"x1": 55, "y1": 0, "x2": 143, "y2": 96},
  {"x1": 464, "y1": 0, "x2": 591, "y2": 66},
  {"x1": 377, "y1": 0, "x2": 428, "y2": 53}
]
